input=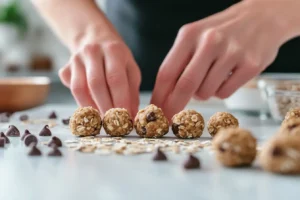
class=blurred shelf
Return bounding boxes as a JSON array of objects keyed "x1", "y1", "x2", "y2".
[{"x1": 0, "y1": 70, "x2": 60, "y2": 83}]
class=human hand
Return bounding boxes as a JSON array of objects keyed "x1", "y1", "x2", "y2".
[
  {"x1": 59, "y1": 32, "x2": 141, "y2": 117},
  {"x1": 152, "y1": 0, "x2": 300, "y2": 119}
]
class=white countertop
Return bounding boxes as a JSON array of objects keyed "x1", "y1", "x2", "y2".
[{"x1": 0, "y1": 100, "x2": 299, "y2": 200}]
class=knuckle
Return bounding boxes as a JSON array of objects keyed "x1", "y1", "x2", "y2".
[
  {"x1": 177, "y1": 75, "x2": 196, "y2": 92},
  {"x1": 70, "y1": 54, "x2": 81, "y2": 64},
  {"x1": 178, "y1": 23, "x2": 196, "y2": 40},
  {"x1": 82, "y1": 43, "x2": 99, "y2": 55},
  {"x1": 102, "y1": 41, "x2": 127, "y2": 53},
  {"x1": 244, "y1": 54, "x2": 261, "y2": 69},
  {"x1": 71, "y1": 84, "x2": 85, "y2": 96},
  {"x1": 202, "y1": 28, "x2": 223, "y2": 46},
  {"x1": 88, "y1": 76, "x2": 101, "y2": 89},
  {"x1": 226, "y1": 40, "x2": 241, "y2": 58}
]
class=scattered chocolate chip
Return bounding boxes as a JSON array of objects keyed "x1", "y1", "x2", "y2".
[
  {"x1": 219, "y1": 146, "x2": 226, "y2": 152},
  {"x1": 48, "y1": 136, "x2": 62, "y2": 147},
  {"x1": 172, "y1": 123, "x2": 180, "y2": 135},
  {"x1": 0, "y1": 138, "x2": 5, "y2": 147},
  {"x1": 4, "y1": 112, "x2": 14, "y2": 117},
  {"x1": 5, "y1": 125, "x2": 20, "y2": 137},
  {"x1": 48, "y1": 111, "x2": 57, "y2": 119},
  {"x1": 288, "y1": 124, "x2": 298, "y2": 131},
  {"x1": 153, "y1": 148, "x2": 167, "y2": 161},
  {"x1": 28, "y1": 145, "x2": 42, "y2": 156},
  {"x1": 183, "y1": 154, "x2": 201, "y2": 169},
  {"x1": 39, "y1": 125, "x2": 52, "y2": 136},
  {"x1": 146, "y1": 112, "x2": 156, "y2": 122},
  {"x1": 19, "y1": 114, "x2": 29, "y2": 121},
  {"x1": 48, "y1": 146, "x2": 62, "y2": 156},
  {"x1": 272, "y1": 146, "x2": 282, "y2": 156},
  {"x1": 24, "y1": 134, "x2": 38, "y2": 147},
  {"x1": 141, "y1": 127, "x2": 147, "y2": 135},
  {"x1": 21, "y1": 130, "x2": 31, "y2": 141},
  {"x1": 0, "y1": 132, "x2": 10, "y2": 144},
  {"x1": 0, "y1": 113, "x2": 9, "y2": 123},
  {"x1": 62, "y1": 118, "x2": 70, "y2": 125}
]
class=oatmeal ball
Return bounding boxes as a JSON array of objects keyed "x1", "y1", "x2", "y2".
[
  {"x1": 212, "y1": 128, "x2": 257, "y2": 167},
  {"x1": 70, "y1": 107, "x2": 102, "y2": 136},
  {"x1": 171, "y1": 110, "x2": 204, "y2": 139},
  {"x1": 134, "y1": 104, "x2": 169, "y2": 138},
  {"x1": 278, "y1": 118, "x2": 300, "y2": 137},
  {"x1": 260, "y1": 135, "x2": 300, "y2": 174},
  {"x1": 103, "y1": 108, "x2": 133, "y2": 137},
  {"x1": 207, "y1": 112, "x2": 239, "y2": 137},
  {"x1": 283, "y1": 108, "x2": 300, "y2": 124}
]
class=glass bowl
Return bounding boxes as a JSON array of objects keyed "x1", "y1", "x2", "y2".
[{"x1": 265, "y1": 82, "x2": 300, "y2": 121}]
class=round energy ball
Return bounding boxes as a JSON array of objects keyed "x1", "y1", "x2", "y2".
[
  {"x1": 207, "y1": 112, "x2": 239, "y2": 137},
  {"x1": 283, "y1": 108, "x2": 300, "y2": 124},
  {"x1": 260, "y1": 135, "x2": 300, "y2": 174},
  {"x1": 103, "y1": 108, "x2": 133, "y2": 137},
  {"x1": 212, "y1": 127, "x2": 256, "y2": 167},
  {"x1": 171, "y1": 110, "x2": 205, "y2": 139},
  {"x1": 70, "y1": 106, "x2": 102, "y2": 136},
  {"x1": 134, "y1": 104, "x2": 169, "y2": 138},
  {"x1": 278, "y1": 118, "x2": 300, "y2": 137}
]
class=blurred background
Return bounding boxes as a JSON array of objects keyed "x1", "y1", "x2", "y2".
[{"x1": 0, "y1": 0, "x2": 106, "y2": 105}]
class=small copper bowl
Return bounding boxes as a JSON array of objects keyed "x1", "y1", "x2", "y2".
[{"x1": 0, "y1": 77, "x2": 50, "y2": 112}]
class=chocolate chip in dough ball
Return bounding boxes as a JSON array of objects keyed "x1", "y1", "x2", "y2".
[
  {"x1": 278, "y1": 118, "x2": 300, "y2": 137},
  {"x1": 134, "y1": 104, "x2": 169, "y2": 138},
  {"x1": 171, "y1": 110, "x2": 204, "y2": 139},
  {"x1": 103, "y1": 108, "x2": 133, "y2": 137},
  {"x1": 283, "y1": 108, "x2": 300, "y2": 124},
  {"x1": 260, "y1": 135, "x2": 300, "y2": 174},
  {"x1": 70, "y1": 107, "x2": 102, "y2": 137},
  {"x1": 207, "y1": 112, "x2": 239, "y2": 137},
  {"x1": 212, "y1": 128, "x2": 256, "y2": 167}
]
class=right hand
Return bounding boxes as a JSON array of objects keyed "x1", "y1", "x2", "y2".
[{"x1": 59, "y1": 35, "x2": 141, "y2": 117}]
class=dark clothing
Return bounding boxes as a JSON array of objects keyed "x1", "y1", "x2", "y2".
[{"x1": 106, "y1": 0, "x2": 300, "y2": 91}]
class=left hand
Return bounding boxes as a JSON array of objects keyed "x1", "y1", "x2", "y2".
[{"x1": 151, "y1": 0, "x2": 300, "y2": 119}]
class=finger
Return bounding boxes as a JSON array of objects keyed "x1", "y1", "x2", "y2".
[
  {"x1": 59, "y1": 64, "x2": 71, "y2": 88},
  {"x1": 83, "y1": 44, "x2": 113, "y2": 115},
  {"x1": 70, "y1": 55, "x2": 97, "y2": 108},
  {"x1": 151, "y1": 25, "x2": 194, "y2": 108},
  {"x1": 196, "y1": 41, "x2": 240, "y2": 99},
  {"x1": 104, "y1": 42, "x2": 131, "y2": 111},
  {"x1": 127, "y1": 59, "x2": 141, "y2": 117},
  {"x1": 163, "y1": 29, "x2": 225, "y2": 119},
  {"x1": 216, "y1": 62, "x2": 260, "y2": 99}
]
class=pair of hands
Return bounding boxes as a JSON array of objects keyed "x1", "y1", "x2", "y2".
[{"x1": 59, "y1": 0, "x2": 295, "y2": 119}]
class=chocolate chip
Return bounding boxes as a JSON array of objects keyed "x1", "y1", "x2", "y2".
[
  {"x1": 172, "y1": 123, "x2": 180, "y2": 135},
  {"x1": 3, "y1": 112, "x2": 14, "y2": 117},
  {"x1": 153, "y1": 148, "x2": 167, "y2": 161},
  {"x1": 39, "y1": 125, "x2": 52, "y2": 136},
  {"x1": 219, "y1": 146, "x2": 226, "y2": 152},
  {"x1": 28, "y1": 145, "x2": 42, "y2": 156},
  {"x1": 272, "y1": 146, "x2": 282, "y2": 156},
  {"x1": 141, "y1": 127, "x2": 147, "y2": 135},
  {"x1": 62, "y1": 118, "x2": 70, "y2": 125},
  {"x1": 0, "y1": 138, "x2": 5, "y2": 147},
  {"x1": 21, "y1": 129, "x2": 31, "y2": 141},
  {"x1": 48, "y1": 146, "x2": 62, "y2": 156},
  {"x1": 48, "y1": 111, "x2": 57, "y2": 119},
  {"x1": 5, "y1": 125, "x2": 20, "y2": 137},
  {"x1": 19, "y1": 114, "x2": 29, "y2": 121},
  {"x1": 24, "y1": 134, "x2": 38, "y2": 147},
  {"x1": 183, "y1": 154, "x2": 201, "y2": 169},
  {"x1": 48, "y1": 136, "x2": 62, "y2": 147},
  {"x1": 146, "y1": 112, "x2": 156, "y2": 122},
  {"x1": 288, "y1": 124, "x2": 298, "y2": 130},
  {"x1": 0, "y1": 132, "x2": 10, "y2": 144}
]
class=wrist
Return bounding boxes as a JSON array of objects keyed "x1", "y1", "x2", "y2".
[{"x1": 70, "y1": 23, "x2": 121, "y2": 52}]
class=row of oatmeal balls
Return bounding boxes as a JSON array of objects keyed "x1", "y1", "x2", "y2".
[{"x1": 69, "y1": 104, "x2": 239, "y2": 138}]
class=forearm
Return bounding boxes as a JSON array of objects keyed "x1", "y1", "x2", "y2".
[{"x1": 32, "y1": 0, "x2": 119, "y2": 52}]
